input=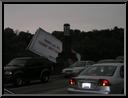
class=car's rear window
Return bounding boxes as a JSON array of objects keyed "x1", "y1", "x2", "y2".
[{"x1": 80, "y1": 65, "x2": 117, "y2": 76}]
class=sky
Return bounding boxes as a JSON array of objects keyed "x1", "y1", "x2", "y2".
[{"x1": 4, "y1": 4, "x2": 126, "y2": 34}]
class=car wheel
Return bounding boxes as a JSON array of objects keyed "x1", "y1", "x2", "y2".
[
  {"x1": 40, "y1": 72, "x2": 50, "y2": 83},
  {"x1": 13, "y1": 75, "x2": 24, "y2": 86}
]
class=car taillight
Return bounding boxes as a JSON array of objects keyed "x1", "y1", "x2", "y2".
[
  {"x1": 68, "y1": 79, "x2": 76, "y2": 86},
  {"x1": 98, "y1": 79, "x2": 110, "y2": 86}
]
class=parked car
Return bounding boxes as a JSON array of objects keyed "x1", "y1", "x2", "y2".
[
  {"x1": 67, "y1": 63, "x2": 124, "y2": 94},
  {"x1": 62, "y1": 60, "x2": 95, "y2": 77},
  {"x1": 97, "y1": 59, "x2": 123, "y2": 63},
  {"x1": 4, "y1": 57, "x2": 55, "y2": 86}
]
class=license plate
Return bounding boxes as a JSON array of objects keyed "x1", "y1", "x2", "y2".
[{"x1": 82, "y1": 83, "x2": 91, "y2": 89}]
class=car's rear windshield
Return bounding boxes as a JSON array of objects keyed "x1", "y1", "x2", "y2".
[
  {"x1": 80, "y1": 65, "x2": 117, "y2": 76},
  {"x1": 7, "y1": 59, "x2": 27, "y2": 66}
]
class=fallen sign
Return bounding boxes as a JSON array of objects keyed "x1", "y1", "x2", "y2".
[{"x1": 27, "y1": 27, "x2": 62, "y2": 63}]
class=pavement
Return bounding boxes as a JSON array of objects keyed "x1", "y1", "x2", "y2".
[
  {"x1": 4, "y1": 88, "x2": 15, "y2": 94},
  {"x1": 50, "y1": 74, "x2": 64, "y2": 79}
]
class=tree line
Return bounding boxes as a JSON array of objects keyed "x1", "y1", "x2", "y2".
[{"x1": 3, "y1": 26, "x2": 124, "y2": 66}]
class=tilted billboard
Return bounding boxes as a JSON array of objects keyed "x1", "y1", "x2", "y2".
[{"x1": 27, "y1": 28, "x2": 62, "y2": 63}]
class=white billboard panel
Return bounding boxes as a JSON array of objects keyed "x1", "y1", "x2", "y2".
[{"x1": 27, "y1": 28, "x2": 62, "y2": 63}]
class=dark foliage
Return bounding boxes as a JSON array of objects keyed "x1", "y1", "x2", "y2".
[
  {"x1": 53, "y1": 26, "x2": 124, "y2": 63},
  {"x1": 3, "y1": 26, "x2": 124, "y2": 70}
]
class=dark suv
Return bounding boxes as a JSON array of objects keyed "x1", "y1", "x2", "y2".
[{"x1": 4, "y1": 57, "x2": 55, "y2": 86}]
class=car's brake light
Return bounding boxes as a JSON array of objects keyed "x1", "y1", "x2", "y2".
[
  {"x1": 98, "y1": 79, "x2": 110, "y2": 86},
  {"x1": 68, "y1": 79, "x2": 76, "y2": 86}
]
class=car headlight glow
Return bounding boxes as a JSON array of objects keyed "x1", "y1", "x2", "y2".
[{"x1": 4, "y1": 71, "x2": 12, "y2": 75}]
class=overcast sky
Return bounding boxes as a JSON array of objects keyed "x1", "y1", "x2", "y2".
[{"x1": 4, "y1": 4, "x2": 126, "y2": 34}]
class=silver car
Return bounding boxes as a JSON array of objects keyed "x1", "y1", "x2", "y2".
[
  {"x1": 62, "y1": 61, "x2": 95, "y2": 77},
  {"x1": 67, "y1": 63, "x2": 124, "y2": 94}
]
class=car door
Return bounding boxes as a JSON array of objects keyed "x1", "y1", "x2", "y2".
[
  {"x1": 111, "y1": 65, "x2": 124, "y2": 94},
  {"x1": 25, "y1": 59, "x2": 42, "y2": 80}
]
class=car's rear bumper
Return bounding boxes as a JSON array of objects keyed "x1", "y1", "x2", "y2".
[{"x1": 67, "y1": 88, "x2": 110, "y2": 94}]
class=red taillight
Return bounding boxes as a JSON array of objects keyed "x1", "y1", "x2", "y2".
[
  {"x1": 98, "y1": 79, "x2": 110, "y2": 86},
  {"x1": 68, "y1": 79, "x2": 76, "y2": 86}
]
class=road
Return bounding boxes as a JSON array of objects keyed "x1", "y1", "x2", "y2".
[{"x1": 4, "y1": 75, "x2": 69, "y2": 95}]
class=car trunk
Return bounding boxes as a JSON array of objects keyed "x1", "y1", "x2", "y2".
[{"x1": 73, "y1": 76, "x2": 111, "y2": 91}]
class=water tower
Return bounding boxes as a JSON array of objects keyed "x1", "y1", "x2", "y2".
[
  {"x1": 64, "y1": 23, "x2": 70, "y2": 36},
  {"x1": 63, "y1": 23, "x2": 71, "y2": 52},
  {"x1": 62, "y1": 23, "x2": 72, "y2": 66}
]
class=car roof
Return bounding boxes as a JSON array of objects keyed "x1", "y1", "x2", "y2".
[
  {"x1": 15, "y1": 56, "x2": 46, "y2": 59},
  {"x1": 14, "y1": 57, "x2": 50, "y2": 61},
  {"x1": 92, "y1": 63, "x2": 124, "y2": 66}
]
